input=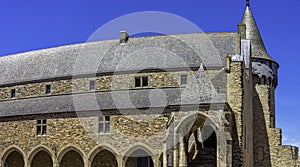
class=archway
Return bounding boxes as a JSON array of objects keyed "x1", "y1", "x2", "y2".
[
  {"x1": 173, "y1": 112, "x2": 218, "y2": 167},
  {"x1": 91, "y1": 149, "x2": 118, "y2": 167},
  {"x1": 30, "y1": 150, "x2": 53, "y2": 167},
  {"x1": 60, "y1": 150, "x2": 84, "y2": 167},
  {"x1": 187, "y1": 125, "x2": 217, "y2": 167},
  {"x1": 3, "y1": 150, "x2": 24, "y2": 167},
  {"x1": 125, "y1": 149, "x2": 154, "y2": 167}
]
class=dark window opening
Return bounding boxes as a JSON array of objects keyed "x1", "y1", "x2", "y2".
[
  {"x1": 135, "y1": 76, "x2": 148, "y2": 87},
  {"x1": 181, "y1": 74, "x2": 187, "y2": 85},
  {"x1": 89, "y1": 80, "x2": 95, "y2": 90},
  {"x1": 11, "y1": 89, "x2": 16, "y2": 98},
  {"x1": 45, "y1": 85, "x2": 51, "y2": 94}
]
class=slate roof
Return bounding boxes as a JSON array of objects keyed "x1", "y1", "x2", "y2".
[
  {"x1": 0, "y1": 32, "x2": 233, "y2": 117},
  {"x1": 0, "y1": 32, "x2": 237, "y2": 86},
  {"x1": 241, "y1": 6, "x2": 276, "y2": 62}
]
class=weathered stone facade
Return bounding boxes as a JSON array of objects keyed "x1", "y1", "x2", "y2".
[{"x1": 0, "y1": 3, "x2": 298, "y2": 167}]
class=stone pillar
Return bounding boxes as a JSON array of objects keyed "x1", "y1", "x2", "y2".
[
  {"x1": 173, "y1": 146, "x2": 179, "y2": 167},
  {"x1": 117, "y1": 156, "x2": 124, "y2": 167},
  {"x1": 163, "y1": 142, "x2": 168, "y2": 167},
  {"x1": 173, "y1": 133, "x2": 179, "y2": 167},
  {"x1": 179, "y1": 138, "x2": 187, "y2": 167},
  {"x1": 84, "y1": 158, "x2": 89, "y2": 167}
]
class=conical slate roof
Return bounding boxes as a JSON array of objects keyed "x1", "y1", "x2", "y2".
[{"x1": 241, "y1": 5, "x2": 276, "y2": 62}]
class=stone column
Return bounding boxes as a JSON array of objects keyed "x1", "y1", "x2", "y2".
[
  {"x1": 179, "y1": 138, "x2": 187, "y2": 167},
  {"x1": 117, "y1": 156, "x2": 124, "y2": 167},
  {"x1": 173, "y1": 133, "x2": 179, "y2": 167},
  {"x1": 163, "y1": 142, "x2": 168, "y2": 167}
]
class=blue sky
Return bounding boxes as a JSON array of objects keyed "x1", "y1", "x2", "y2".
[{"x1": 1, "y1": 0, "x2": 299, "y2": 147}]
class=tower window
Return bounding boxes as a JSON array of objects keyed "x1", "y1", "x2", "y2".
[
  {"x1": 257, "y1": 146, "x2": 264, "y2": 161},
  {"x1": 36, "y1": 119, "x2": 47, "y2": 136},
  {"x1": 135, "y1": 76, "x2": 148, "y2": 87},
  {"x1": 45, "y1": 85, "x2": 51, "y2": 94},
  {"x1": 181, "y1": 74, "x2": 187, "y2": 85},
  {"x1": 99, "y1": 116, "x2": 110, "y2": 134},
  {"x1": 89, "y1": 80, "x2": 95, "y2": 90},
  {"x1": 11, "y1": 89, "x2": 16, "y2": 98}
]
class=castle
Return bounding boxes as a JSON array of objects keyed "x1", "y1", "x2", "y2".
[{"x1": 0, "y1": 2, "x2": 298, "y2": 167}]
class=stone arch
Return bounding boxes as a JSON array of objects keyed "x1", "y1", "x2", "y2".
[
  {"x1": 57, "y1": 145, "x2": 85, "y2": 167},
  {"x1": 123, "y1": 143, "x2": 156, "y2": 167},
  {"x1": 28, "y1": 145, "x2": 54, "y2": 167},
  {"x1": 1, "y1": 145, "x2": 25, "y2": 167},
  {"x1": 88, "y1": 145, "x2": 118, "y2": 167},
  {"x1": 173, "y1": 112, "x2": 224, "y2": 167}
]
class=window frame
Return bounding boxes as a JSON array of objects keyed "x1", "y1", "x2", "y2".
[
  {"x1": 180, "y1": 74, "x2": 188, "y2": 85},
  {"x1": 36, "y1": 119, "x2": 47, "y2": 136},
  {"x1": 98, "y1": 116, "x2": 111, "y2": 134},
  {"x1": 89, "y1": 80, "x2": 96, "y2": 90},
  {"x1": 135, "y1": 76, "x2": 148, "y2": 88}
]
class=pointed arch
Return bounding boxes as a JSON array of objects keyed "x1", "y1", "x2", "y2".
[
  {"x1": 57, "y1": 144, "x2": 85, "y2": 167},
  {"x1": 89, "y1": 145, "x2": 118, "y2": 167},
  {"x1": 28, "y1": 145, "x2": 54, "y2": 163},
  {"x1": 1, "y1": 145, "x2": 25, "y2": 167},
  {"x1": 88, "y1": 144, "x2": 118, "y2": 162},
  {"x1": 28, "y1": 145, "x2": 54, "y2": 167},
  {"x1": 123, "y1": 142, "x2": 156, "y2": 158},
  {"x1": 123, "y1": 143, "x2": 155, "y2": 167}
]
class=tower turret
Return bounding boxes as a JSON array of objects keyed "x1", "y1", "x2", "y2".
[
  {"x1": 241, "y1": 3, "x2": 279, "y2": 88},
  {"x1": 240, "y1": 1, "x2": 279, "y2": 166}
]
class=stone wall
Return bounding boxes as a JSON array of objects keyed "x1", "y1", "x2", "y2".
[
  {"x1": 227, "y1": 61, "x2": 243, "y2": 166},
  {"x1": 0, "y1": 114, "x2": 168, "y2": 166},
  {"x1": 0, "y1": 71, "x2": 197, "y2": 101}
]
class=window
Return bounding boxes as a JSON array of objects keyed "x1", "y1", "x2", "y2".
[
  {"x1": 89, "y1": 80, "x2": 95, "y2": 90},
  {"x1": 258, "y1": 146, "x2": 264, "y2": 161},
  {"x1": 181, "y1": 74, "x2": 187, "y2": 85},
  {"x1": 135, "y1": 76, "x2": 148, "y2": 87},
  {"x1": 99, "y1": 116, "x2": 110, "y2": 134},
  {"x1": 45, "y1": 85, "x2": 51, "y2": 94},
  {"x1": 36, "y1": 119, "x2": 47, "y2": 135},
  {"x1": 11, "y1": 89, "x2": 16, "y2": 98}
]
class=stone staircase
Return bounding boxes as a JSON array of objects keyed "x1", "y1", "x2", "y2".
[{"x1": 189, "y1": 148, "x2": 216, "y2": 167}]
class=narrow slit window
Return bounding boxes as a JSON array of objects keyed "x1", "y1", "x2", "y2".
[
  {"x1": 11, "y1": 89, "x2": 16, "y2": 98},
  {"x1": 89, "y1": 80, "x2": 95, "y2": 90},
  {"x1": 45, "y1": 85, "x2": 51, "y2": 94}
]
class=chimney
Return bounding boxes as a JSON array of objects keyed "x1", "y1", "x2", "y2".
[
  {"x1": 120, "y1": 31, "x2": 129, "y2": 44},
  {"x1": 238, "y1": 24, "x2": 246, "y2": 39}
]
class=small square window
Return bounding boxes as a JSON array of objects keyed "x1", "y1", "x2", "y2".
[
  {"x1": 45, "y1": 85, "x2": 51, "y2": 94},
  {"x1": 135, "y1": 76, "x2": 148, "y2": 88},
  {"x1": 36, "y1": 119, "x2": 47, "y2": 136},
  {"x1": 99, "y1": 116, "x2": 110, "y2": 134},
  {"x1": 89, "y1": 80, "x2": 95, "y2": 90},
  {"x1": 11, "y1": 89, "x2": 16, "y2": 98},
  {"x1": 181, "y1": 74, "x2": 187, "y2": 85}
]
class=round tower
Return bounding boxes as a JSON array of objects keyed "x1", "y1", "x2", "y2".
[{"x1": 241, "y1": 2, "x2": 279, "y2": 166}]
